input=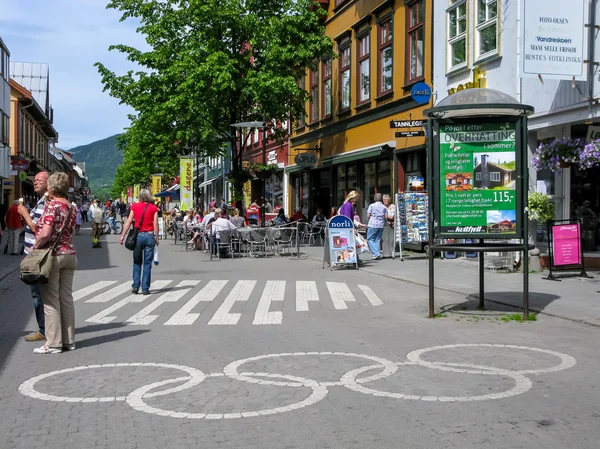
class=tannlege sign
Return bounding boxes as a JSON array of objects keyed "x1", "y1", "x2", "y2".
[{"x1": 390, "y1": 120, "x2": 424, "y2": 128}]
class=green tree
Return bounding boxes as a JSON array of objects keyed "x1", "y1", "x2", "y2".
[{"x1": 96, "y1": 0, "x2": 331, "y2": 205}]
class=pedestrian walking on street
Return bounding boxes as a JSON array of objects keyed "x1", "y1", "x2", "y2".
[
  {"x1": 120, "y1": 189, "x2": 159, "y2": 295},
  {"x1": 366, "y1": 193, "x2": 388, "y2": 260},
  {"x1": 89, "y1": 199, "x2": 103, "y2": 248},
  {"x1": 80, "y1": 202, "x2": 88, "y2": 222},
  {"x1": 27, "y1": 173, "x2": 77, "y2": 354},
  {"x1": 73, "y1": 201, "x2": 82, "y2": 235},
  {"x1": 381, "y1": 194, "x2": 396, "y2": 258},
  {"x1": 18, "y1": 171, "x2": 49, "y2": 342},
  {"x1": 5, "y1": 200, "x2": 23, "y2": 255}
]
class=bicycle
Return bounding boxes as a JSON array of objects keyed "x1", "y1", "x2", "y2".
[{"x1": 102, "y1": 217, "x2": 123, "y2": 235}]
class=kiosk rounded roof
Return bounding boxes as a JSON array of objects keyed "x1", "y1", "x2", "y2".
[{"x1": 424, "y1": 88, "x2": 534, "y2": 118}]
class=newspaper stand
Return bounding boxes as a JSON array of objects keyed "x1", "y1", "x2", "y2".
[{"x1": 424, "y1": 89, "x2": 534, "y2": 319}]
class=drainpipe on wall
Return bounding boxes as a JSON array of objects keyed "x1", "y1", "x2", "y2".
[{"x1": 588, "y1": 0, "x2": 597, "y2": 112}]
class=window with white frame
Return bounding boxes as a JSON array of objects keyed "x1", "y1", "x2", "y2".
[
  {"x1": 339, "y1": 45, "x2": 351, "y2": 111},
  {"x1": 322, "y1": 58, "x2": 332, "y2": 118},
  {"x1": 476, "y1": 172, "x2": 481, "y2": 180},
  {"x1": 490, "y1": 172, "x2": 500, "y2": 182},
  {"x1": 476, "y1": 0, "x2": 498, "y2": 58},
  {"x1": 447, "y1": 0, "x2": 467, "y2": 70},
  {"x1": 357, "y1": 32, "x2": 370, "y2": 104}
]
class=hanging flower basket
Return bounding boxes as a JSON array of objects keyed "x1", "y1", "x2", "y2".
[
  {"x1": 249, "y1": 163, "x2": 279, "y2": 179},
  {"x1": 532, "y1": 137, "x2": 586, "y2": 171}
]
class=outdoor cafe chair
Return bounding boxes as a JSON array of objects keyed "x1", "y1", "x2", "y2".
[
  {"x1": 269, "y1": 227, "x2": 295, "y2": 256},
  {"x1": 214, "y1": 230, "x2": 234, "y2": 259},
  {"x1": 249, "y1": 228, "x2": 269, "y2": 257}
]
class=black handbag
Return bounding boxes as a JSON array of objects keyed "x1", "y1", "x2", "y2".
[{"x1": 124, "y1": 203, "x2": 148, "y2": 251}]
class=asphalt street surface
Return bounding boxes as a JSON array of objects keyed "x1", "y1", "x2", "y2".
[{"x1": 0, "y1": 227, "x2": 599, "y2": 449}]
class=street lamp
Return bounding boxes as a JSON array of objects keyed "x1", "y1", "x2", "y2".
[{"x1": 231, "y1": 121, "x2": 267, "y2": 226}]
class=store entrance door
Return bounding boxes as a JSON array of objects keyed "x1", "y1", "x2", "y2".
[{"x1": 311, "y1": 169, "x2": 331, "y2": 218}]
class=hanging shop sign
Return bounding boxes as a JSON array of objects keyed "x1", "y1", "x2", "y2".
[
  {"x1": 11, "y1": 158, "x2": 29, "y2": 171},
  {"x1": 179, "y1": 157, "x2": 194, "y2": 211},
  {"x1": 326, "y1": 215, "x2": 358, "y2": 267},
  {"x1": 411, "y1": 82, "x2": 432, "y2": 105},
  {"x1": 294, "y1": 152, "x2": 318, "y2": 168},
  {"x1": 395, "y1": 131, "x2": 425, "y2": 138},
  {"x1": 389, "y1": 120, "x2": 424, "y2": 129},
  {"x1": 267, "y1": 150, "x2": 278, "y2": 165},
  {"x1": 18, "y1": 171, "x2": 28, "y2": 182},
  {"x1": 438, "y1": 122, "x2": 518, "y2": 237},
  {"x1": 521, "y1": 0, "x2": 585, "y2": 80}
]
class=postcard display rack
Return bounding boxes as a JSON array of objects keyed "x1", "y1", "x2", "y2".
[{"x1": 395, "y1": 192, "x2": 429, "y2": 257}]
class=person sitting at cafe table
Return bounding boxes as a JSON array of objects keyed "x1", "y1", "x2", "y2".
[
  {"x1": 274, "y1": 208, "x2": 289, "y2": 226},
  {"x1": 208, "y1": 209, "x2": 236, "y2": 255}
]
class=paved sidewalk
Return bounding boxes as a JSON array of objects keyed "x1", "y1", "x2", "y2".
[
  {"x1": 302, "y1": 245, "x2": 600, "y2": 326},
  {"x1": 0, "y1": 250, "x2": 22, "y2": 282}
]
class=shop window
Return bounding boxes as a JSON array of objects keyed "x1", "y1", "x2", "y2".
[
  {"x1": 447, "y1": 0, "x2": 467, "y2": 71},
  {"x1": 476, "y1": 0, "x2": 498, "y2": 59},
  {"x1": 322, "y1": 58, "x2": 332, "y2": 118},
  {"x1": 310, "y1": 68, "x2": 319, "y2": 123},
  {"x1": 357, "y1": 32, "x2": 370, "y2": 104},
  {"x1": 377, "y1": 160, "x2": 392, "y2": 196},
  {"x1": 265, "y1": 170, "x2": 284, "y2": 213},
  {"x1": 336, "y1": 165, "x2": 347, "y2": 207},
  {"x1": 297, "y1": 75, "x2": 306, "y2": 128},
  {"x1": 378, "y1": 18, "x2": 393, "y2": 95},
  {"x1": 339, "y1": 45, "x2": 351, "y2": 111},
  {"x1": 406, "y1": 0, "x2": 425, "y2": 84}
]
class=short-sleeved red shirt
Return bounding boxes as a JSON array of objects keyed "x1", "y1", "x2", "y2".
[{"x1": 130, "y1": 202, "x2": 158, "y2": 232}]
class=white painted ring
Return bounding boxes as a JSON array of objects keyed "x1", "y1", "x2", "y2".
[
  {"x1": 406, "y1": 344, "x2": 577, "y2": 375},
  {"x1": 126, "y1": 373, "x2": 328, "y2": 419},
  {"x1": 18, "y1": 363, "x2": 206, "y2": 403},
  {"x1": 341, "y1": 362, "x2": 533, "y2": 402},
  {"x1": 222, "y1": 351, "x2": 398, "y2": 387}
]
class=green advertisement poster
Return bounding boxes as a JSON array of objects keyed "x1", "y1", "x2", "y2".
[{"x1": 439, "y1": 122, "x2": 517, "y2": 236}]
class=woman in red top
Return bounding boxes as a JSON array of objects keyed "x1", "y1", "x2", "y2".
[{"x1": 120, "y1": 189, "x2": 159, "y2": 295}]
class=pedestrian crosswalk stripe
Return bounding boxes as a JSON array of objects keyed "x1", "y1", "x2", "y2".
[
  {"x1": 326, "y1": 282, "x2": 356, "y2": 310},
  {"x1": 127, "y1": 280, "x2": 200, "y2": 326},
  {"x1": 76, "y1": 280, "x2": 384, "y2": 326},
  {"x1": 85, "y1": 280, "x2": 173, "y2": 324},
  {"x1": 296, "y1": 280, "x2": 318, "y2": 312},
  {"x1": 85, "y1": 282, "x2": 132, "y2": 303},
  {"x1": 208, "y1": 280, "x2": 256, "y2": 325},
  {"x1": 358, "y1": 285, "x2": 383, "y2": 306},
  {"x1": 73, "y1": 281, "x2": 118, "y2": 302},
  {"x1": 253, "y1": 281, "x2": 285, "y2": 325},
  {"x1": 164, "y1": 280, "x2": 229, "y2": 326}
]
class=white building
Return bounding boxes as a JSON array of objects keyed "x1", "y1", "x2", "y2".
[
  {"x1": 433, "y1": 0, "x2": 600, "y2": 254},
  {"x1": 0, "y1": 37, "x2": 10, "y2": 205}
]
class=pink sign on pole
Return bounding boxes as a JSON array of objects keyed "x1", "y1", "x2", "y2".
[{"x1": 552, "y1": 223, "x2": 581, "y2": 266}]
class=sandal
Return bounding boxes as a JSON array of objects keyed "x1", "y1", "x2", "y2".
[{"x1": 33, "y1": 344, "x2": 62, "y2": 354}]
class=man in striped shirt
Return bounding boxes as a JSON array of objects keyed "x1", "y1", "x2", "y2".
[{"x1": 20, "y1": 171, "x2": 49, "y2": 342}]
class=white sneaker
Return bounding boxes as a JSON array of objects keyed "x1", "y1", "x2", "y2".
[{"x1": 33, "y1": 344, "x2": 62, "y2": 354}]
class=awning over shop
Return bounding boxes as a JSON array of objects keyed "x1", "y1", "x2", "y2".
[
  {"x1": 154, "y1": 184, "x2": 179, "y2": 197},
  {"x1": 287, "y1": 141, "x2": 396, "y2": 173},
  {"x1": 199, "y1": 179, "x2": 214, "y2": 188}
]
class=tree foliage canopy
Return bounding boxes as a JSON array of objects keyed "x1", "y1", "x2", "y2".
[{"x1": 96, "y1": 0, "x2": 332, "y2": 200}]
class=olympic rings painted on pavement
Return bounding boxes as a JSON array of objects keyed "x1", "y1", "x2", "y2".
[
  {"x1": 341, "y1": 362, "x2": 533, "y2": 402},
  {"x1": 18, "y1": 362, "x2": 206, "y2": 403},
  {"x1": 222, "y1": 351, "x2": 398, "y2": 388},
  {"x1": 126, "y1": 373, "x2": 328, "y2": 419},
  {"x1": 406, "y1": 344, "x2": 577, "y2": 375},
  {"x1": 17, "y1": 344, "x2": 577, "y2": 419}
]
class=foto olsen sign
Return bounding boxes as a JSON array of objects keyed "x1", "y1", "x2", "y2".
[{"x1": 522, "y1": 0, "x2": 586, "y2": 80}]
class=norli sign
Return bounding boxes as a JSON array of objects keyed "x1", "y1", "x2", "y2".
[{"x1": 438, "y1": 122, "x2": 518, "y2": 237}]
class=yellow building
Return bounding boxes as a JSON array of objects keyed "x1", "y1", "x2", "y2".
[{"x1": 288, "y1": 0, "x2": 432, "y2": 222}]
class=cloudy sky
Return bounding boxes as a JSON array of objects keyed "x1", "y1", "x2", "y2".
[{"x1": 1, "y1": 0, "x2": 147, "y2": 149}]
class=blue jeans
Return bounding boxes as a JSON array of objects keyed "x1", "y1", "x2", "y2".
[
  {"x1": 367, "y1": 227, "x2": 384, "y2": 258},
  {"x1": 30, "y1": 284, "x2": 45, "y2": 335},
  {"x1": 132, "y1": 232, "x2": 155, "y2": 292}
]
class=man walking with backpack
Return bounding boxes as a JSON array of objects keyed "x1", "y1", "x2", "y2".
[{"x1": 89, "y1": 199, "x2": 104, "y2": 248}]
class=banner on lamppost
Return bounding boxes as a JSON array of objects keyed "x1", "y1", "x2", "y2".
[
  {"x1": 127, "y1": 187, "x2": 133, "y2": 204},
  {"x1": 179, "y1": 157, "x2": 194, "y2": 211},
  {"x1": 133, "y1": 184, "x2": 140, "y2": 201},
  {"x1": 151, "y1": 174, "x2": 162, "y2": 197}
]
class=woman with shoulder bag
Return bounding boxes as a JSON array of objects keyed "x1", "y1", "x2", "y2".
[
  {"x1": 18, "y1": 172, "x2": 77, "y2": 354},
  {"x1": 120, "y1": 189, "x2": 159, "y2": 295}
]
